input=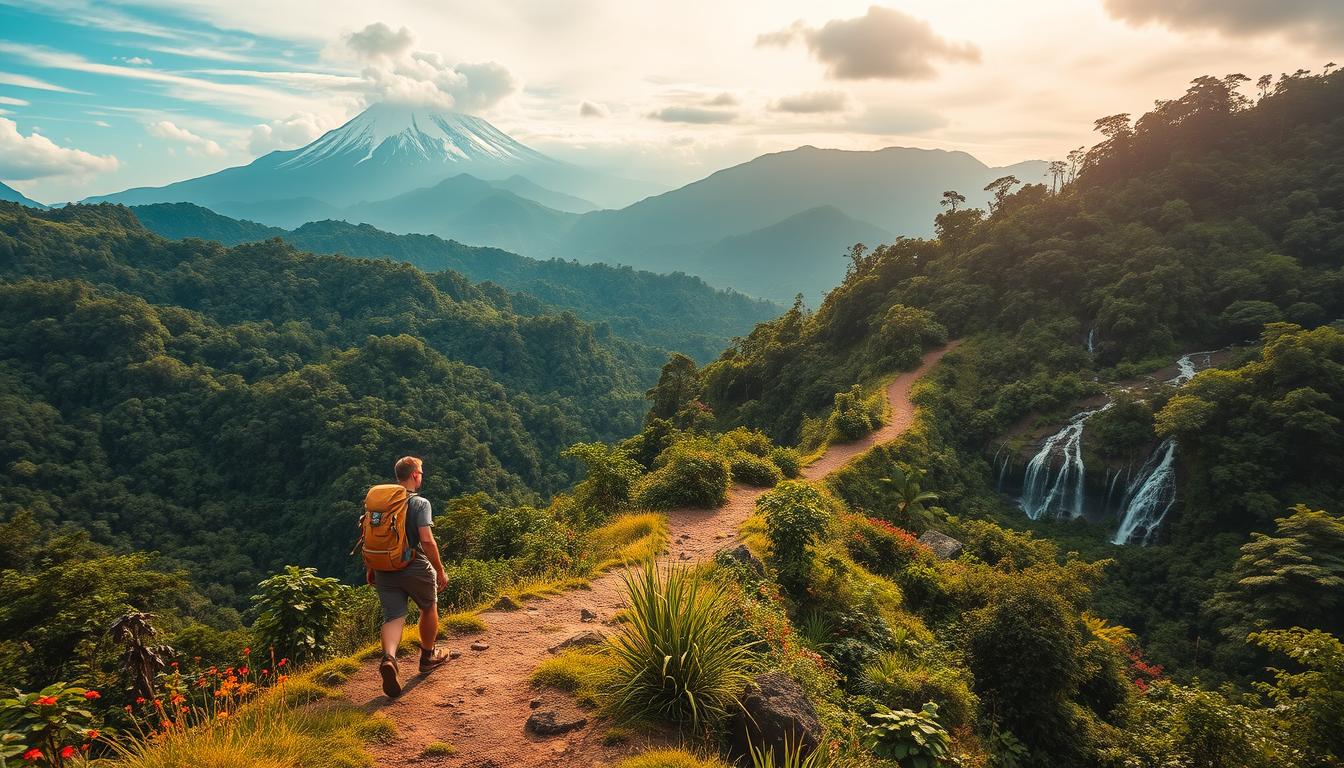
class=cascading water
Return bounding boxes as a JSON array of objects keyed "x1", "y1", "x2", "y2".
[
  {"x1": 1170, "y1": 351, "x2": 1214, "y2": 385},
  {"x1": 1106, "y1": 349, "x2": 1213, "y2": 544},
  {"x1": 1086, "y1": 327, "x2": 1097, "y2": 356},
  {"x1": 1018, "y1": 404, "x2": 1110, "y2": 520},
  {"x1": 1111, "y1": 438, "x2": 1178, "y2": 545}
]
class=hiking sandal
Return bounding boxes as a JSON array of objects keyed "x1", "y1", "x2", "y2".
[
  {"x1": 419, "y1": 645, "x2": 451, "y2": 674},
  {"x1": 379, "y1": 655, "x2": 402, "y2": 698}
]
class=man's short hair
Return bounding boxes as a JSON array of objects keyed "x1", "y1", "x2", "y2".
[{"x1": 394, "y1": 456, "x2": 423, "y2": 481}]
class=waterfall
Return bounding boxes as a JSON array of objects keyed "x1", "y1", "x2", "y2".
[
  {"x1": 1018, "y1": 404, "x2": 1109, "y2": 520},
  {"x1": 1111, "y1": 438, "x2": 1178, "y2": 545},
  {"x1": 1170, "y1": 351, "x2": 1214, "y2": 385},
  {"x1": 1086, "y1": 327, "x2": 1097, "y2": 356},
  {"x1": 993, "y1": 445, "x2": 1012, "y2": 492}
]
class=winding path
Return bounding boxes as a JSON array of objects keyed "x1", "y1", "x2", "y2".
[{"x1": 341, "y1": 341, "x2": 960, "y2": 767}]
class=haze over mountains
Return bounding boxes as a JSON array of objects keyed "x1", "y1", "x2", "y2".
[
  {"x1": 86, "y1": 103, "x2": 1047, "y2": 302},
  {"x1": 0, "y1": 181, "x2": 45, "y2": 209}
]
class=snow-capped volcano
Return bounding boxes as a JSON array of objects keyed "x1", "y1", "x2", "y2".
[
  {"x1": 280, "y1": 103, "x2": 551, "y2": 171},
  {"x1": 88, "y1": 103, "x2": 568, "y2": 209}
]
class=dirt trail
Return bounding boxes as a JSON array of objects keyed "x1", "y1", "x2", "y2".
[{"x1": 341, "y1": 341, "x2": 960, "y2": 767}]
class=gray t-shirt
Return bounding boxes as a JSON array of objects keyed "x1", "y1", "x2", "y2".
[{"x1": 405, "y1": 494, "x2": 433, "y2": 562}]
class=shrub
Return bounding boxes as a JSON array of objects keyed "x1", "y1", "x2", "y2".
[
  {"x1": 863, "y1": 702, "x2": 951, "y2": 768},
  {"x1": 769, "y1": 447, "x2": 803, "y2": 478},
  {"x1": 633, "y1": 447, "x2": 731, "y2": 509},
  {"x1": 861, "y1": 652, "x2": 979, "y2": 729},
  {"x1": 760, "y1": 482, "x2": 835, "y2": 594},
  {"x1": 842, "y1": 515, "x2": 931, "y2": 576},
  {"x1": 250, "y1": 565, "x2": 348, "y2": 665},
  {"x1": 607, "y1": 563, "x2": 758, "y2": 730},
  {"x1": 438, "y1": 559, "x2": 515, "y2": 611},
  {"x1": 732, "y1": 452, "x2": 784, "y2": 487},
  {"x1": 0, "y1": 683, "x2": 104, "y2": 766},
  {"x1": 827, "y1": 385, "x2": 882, "y2": 443},
  {"x1": 721, "y1": 427, "x2": 774, "y2": 457},
  {"x1": 562, "y1": 442, "x2": 645, "y2": 526},
  {"x1": 327, "y1": 585, "x2": 382, "y2": 657}
]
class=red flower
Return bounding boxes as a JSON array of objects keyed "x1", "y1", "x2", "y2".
[
  {"x1": 243, "y1": 647, "x2": 251, "y2": 655},
  {"x1": 35, "y1": 696, "x2": 57, "y2": 706},
  {"x1": 85, "y1": 729, "x2": 100, "y2": 741},
  {"x1": 238, "y1": 667, "x2": 248, "y2": 676},
  {"x1": 278, "y1": 659, "x2": 287, "y2": 667},
  {"x1": 135, "y1": 696, "x2": 146, "y2": 704},
  {"x1": 60, "y1": 746, "x2": 76, "y2": 759},
  {"x1": 22, "y1": 748, "x2": 43, "y2": 761},
  {"x1": 84, "y1": 690, "x2": 101, "y2": 700}
]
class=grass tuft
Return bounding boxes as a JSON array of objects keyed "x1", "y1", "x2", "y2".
[
  {"x1": 441, "y1": 611, "x2": 487, "y2": 635},
  {"x1": 613, "y1": 749, "x2": 731, "y2": 768},
  {"x1": 353, "y1": 714, "x2": 397, "y2": 743},
  {"x1": 309, "y1": 657, "x2": 361, "y2": 686},
  {"x1": 419, "y1": 740, "x2": 457, "y2": 757},
  {"x1": 531, "y1": 649, "x2": 614, "y2": 707}
]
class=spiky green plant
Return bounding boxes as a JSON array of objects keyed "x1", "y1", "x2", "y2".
[
  {"x1": 606, "y1": 561, "x2": 758, "y2": 731},
  {"x1": 749, "y1": 732, "x2": 830, "y2": 768}
]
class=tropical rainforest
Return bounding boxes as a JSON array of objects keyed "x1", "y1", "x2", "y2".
[
  {"x1": 128, "y1": 204, "x2": 781, "y2": 362},
  {"x1": 1, "y1": 68, "x2": 1342, "y2": 768}
]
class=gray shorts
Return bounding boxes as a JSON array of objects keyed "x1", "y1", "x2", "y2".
[{"x1": 373, "y1": 557, "x2": 437, "y2": 623}]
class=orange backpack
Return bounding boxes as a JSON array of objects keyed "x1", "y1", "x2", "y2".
[{"x1": 360, "y1": 484, "x2": 415, "y2": 571}]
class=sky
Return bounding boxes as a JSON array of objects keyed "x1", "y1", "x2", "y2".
[{"x1": 0, "y1": 0, "x2": 1339, "y2": 204}]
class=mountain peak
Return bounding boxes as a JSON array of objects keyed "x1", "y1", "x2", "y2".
[{"x1": 279, "y1": 102, "x2": 549, "y2": 171}]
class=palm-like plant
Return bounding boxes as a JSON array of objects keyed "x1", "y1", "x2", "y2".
[
  {"x1": 881, "y1": 467, "x2": 939, "y2": 526},
  {"x1": 110, "y1": 612, "x2": 173, "y2": 701}
]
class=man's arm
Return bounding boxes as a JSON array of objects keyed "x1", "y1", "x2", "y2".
[{"x1": 419, "y1": 522, "x2": 448, "y2": 591}]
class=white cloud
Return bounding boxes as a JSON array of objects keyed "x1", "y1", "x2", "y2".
[
  {"x1": 0, "y1": 96, "x2": 31, "y2": 107},
  {"x1": 758, "y1": 7, "x2": 980, "y2": 80},
  {"x1": 0, "y1": 69, "x2": 87, "y2": 94},
  {"x1": 118, "y1": 56, "x2": 154, "y2": 66},
  {"x1": 579, "y1": 100, "x2": 608, "y2": 117},
  {"x1": 769, "y1": 91, "x2": 848, "y2": 113},
  {"x1": 647, "y1": 106, "x2": 737, "y2": 124},
  {"x1": 248, "y1": 112, "x2": 336, "y2": 153},
  {"x1": 0, "y1": 117, "x2": 119, "y2": 180},
  {"x1": 343, "y1": 22, "x2": 415, "y2": 59},
  {"x1": 333, "y1": 22, "x2": 518, "y2": 112},
  {"x1": 147, "y1": 120, "x2": 225, "y2": 156}
]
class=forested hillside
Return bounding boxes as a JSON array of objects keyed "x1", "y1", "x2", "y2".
[
  {"x1": 0, "y1": 202, "x2": 664, "y2": 606},
  {"x1": 684, "y1": 69, "x2": 1344, "y2": 680},
  {"x1": 130, "y1": 204, "x2": 780, "y2": 361}
]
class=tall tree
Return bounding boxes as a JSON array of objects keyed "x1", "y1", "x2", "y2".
[
  {"x1": 645, "y1": 353, "x2": 699, "y2": 424},
  {"x1": 1207, "y1": 505, "x2": 1344, "y2": 639},
  {"x1": 983, "y1": 175, "x2": 1020, "y2": 214},
  {"x1": 1048, "y1": 160, "x2": 1067, "y2": 194},
  {"x1": 939, "y1": 190, "x2": 966, "y2": 212}
]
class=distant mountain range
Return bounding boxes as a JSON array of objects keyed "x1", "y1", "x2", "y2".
[
  {"x1": 87, "y1": 103, "x2": 1048, "y2": 302},
  {"x1": 87, "y1": 103, "x2": 657, "y2": 210},
  {"x1": 0, "y1": 182, "x2": 44, "y2": 208},
  {"x1": 130, "y1": 202, "x2": 781, "y2": 361}
]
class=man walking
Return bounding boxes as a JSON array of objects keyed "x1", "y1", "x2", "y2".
[{"x1": 365, "y1": 456, "x2": 451, "y2": 698}]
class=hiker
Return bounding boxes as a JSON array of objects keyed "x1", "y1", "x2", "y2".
[{"x1": 361, "y1": 456, "x2": 452, "y2": 698}]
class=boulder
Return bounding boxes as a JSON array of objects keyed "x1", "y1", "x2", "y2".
[
  {"x1": 526, "y1": 708, "x2": 588, "y2": 736},
  {"x1": 580, "y1": 607, "x2": 598, "y2": 622},
  {"x1": 728, "y1": 672, "x2": 821, "y2": 761},
  {"x1": 718, "y1": 544, "x2": 765, "y2": 577},
  {"x1": 491, "y1": 594, "x2": 522, "y2": 611},
  {"x1": 547, "y1": 630, "x2": 607, "y2": 654},
  {"x1": 917, "y1": 530, "x2": 963, "y2": 560}
]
